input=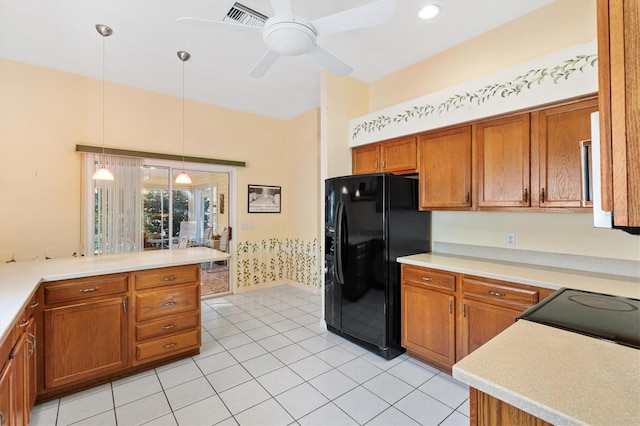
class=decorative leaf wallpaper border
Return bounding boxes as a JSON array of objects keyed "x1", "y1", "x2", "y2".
[
  {"x1": 351, "y1": 53, "x2": 597, "y2": 140},
  {"x1": 236, "y1": 238, "x2": 320, "y2": 289}
]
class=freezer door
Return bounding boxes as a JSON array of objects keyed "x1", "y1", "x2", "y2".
[{"x1": 336, "y1": 175, "x2": 388, "y2": 350}]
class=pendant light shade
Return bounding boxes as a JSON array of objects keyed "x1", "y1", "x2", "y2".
[
  {"x1": 93, "y1": 24, "x2": 114, "y2": 181},
  {"x1": 175, "y1": 50, "x2": 192, "y2": 185}
]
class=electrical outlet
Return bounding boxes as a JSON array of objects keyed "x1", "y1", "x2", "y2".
[{"x1": 506, "y1": 233, "x2": 516, "y2": 247}]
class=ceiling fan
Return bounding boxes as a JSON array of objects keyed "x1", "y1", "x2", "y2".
[{"x1": 177, "y1": 0, "x2": 397, "y2": 78}]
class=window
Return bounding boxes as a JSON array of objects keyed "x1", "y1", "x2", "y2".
[{"x1": 83, "y1": 154, "x2": 234, "y2": 256}]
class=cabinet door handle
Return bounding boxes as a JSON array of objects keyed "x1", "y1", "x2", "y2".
[
  {"x1": 488, "y1": 290, "x2": 506, "y2": 297},
  {"x1": 374, "y1": 160, "x2": 379, "y2": 170},
  {"x1": 465, "y1": 191, "x2": 470, "y2": 204},
  {"x1": 79, "y1": 287, "x2": 99, "y2": 293},
  {"x1": 462, "y1": 303, "x2": 466, "y2": 318},
  {"x1": 448, "y1": 300, "x2": 452, "y2": 314},
  {"x1": 26, "y1": 336, "x2": 35, "y2": 358},
  {"x1": 540, "y1": 187, "x2": 545, "y2": 204},
  {"x1": 163, "y1": 343, "x2": 177, "y2": 349},
  {"x1": 162, "y1": 324, "x2": 177, "y2": 330},
  {"x1": 382, "y1": 159, "x2": 386, "y2": 170},
  {"x1": 523, "y1": 188, "x2": 529, "y2": 203},
  {"x1": 162, "y1": 301, "x2": 177, "y2": 307},
  {"x1": 122, "y1": 299, "x2": 128, "y2": 315},
  {"x1": 162, "y1": 276, "x2": 176, "y2": 281},
  {"x1": 1, "y1": 411, "x2": 5, "y2": 426},
  {"x1": 420, "y1": 277, "x2": 433, "y2": 281},
  {"x1": 29, "y1": 301, "x2": 39, "y2": 309}
]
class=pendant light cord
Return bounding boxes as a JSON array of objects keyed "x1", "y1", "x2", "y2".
[
  {"x1": 102, "y1": 33, "x2": 106, "y2": 159},
  {"x1": 182, "y1": 57, "x2": 185, "y2": 170}
]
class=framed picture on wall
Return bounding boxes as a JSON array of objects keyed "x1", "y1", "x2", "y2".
[{"x1": 248, "y1": 184, "x2": 281, "y2": 213}]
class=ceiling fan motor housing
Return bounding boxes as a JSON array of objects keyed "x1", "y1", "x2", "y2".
[{"x1": 263, "y1": 17, "x2": 316, "y2": 56}]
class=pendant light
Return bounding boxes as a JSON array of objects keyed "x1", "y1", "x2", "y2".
[
  {"x1": 92, "y1": 24, "x2": 115, "y2": 181},
  {"x1": 175, "y1": 51, "x2": 192, "y2": 185}
]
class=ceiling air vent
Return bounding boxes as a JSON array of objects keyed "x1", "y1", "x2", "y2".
[{"x1": 223, "y1": 2, "x2": 268, "y2": 27}]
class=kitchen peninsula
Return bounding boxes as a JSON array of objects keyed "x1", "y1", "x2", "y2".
[{"x1": 0, "y1": 247, "x2": 228, "y2": 422}]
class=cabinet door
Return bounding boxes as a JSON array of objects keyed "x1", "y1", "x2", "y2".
[
  {"x1": 352, "y1": 145, "x2": 380, "y2": 175},
  {"x1": 401, "y1": 282, "x2": 455, "y2": 369},
  {"x1": 44, "y1": 296, "x2": 129, "y2": 389},
  {"x1": 460, "y1": 298, "x2": 520, "y2": 358},
  {"x1": 25, "y1": 319, "x2": 37, "y2": 417},
  {"x1": 12, "y1": 332, "x2": 26, "y2": 426},
  {"x1": 419, "y1": 126, "x2": 472, "y2": 209},
  {"x1": 476, "y1": 114, "x2": 531, "y2": 207},
  {"x1": 538, "y1": 98, "x2": 598, "y2": 208},
  {"x1": 597, "y1": 0, "x2": 640, "y2": 226},
  {"x1": 380, "y1": 137, "x2": 417, "y2": 174},
  {"x1": 0, "y1": 358, "x2": 16, "y2": 426}
]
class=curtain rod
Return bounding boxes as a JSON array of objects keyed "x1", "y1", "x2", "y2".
[{"x1": 76, "y1": 144, "x2": 246, "y2": 168}]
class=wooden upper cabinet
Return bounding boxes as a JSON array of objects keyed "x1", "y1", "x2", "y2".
[
  {"x1": 419, "y1": 126, "x2": 473, "y2": 210},
  {"x1": 352, "y1": 136, "x2": 417, "y2": 175},
  {"x1": 536, "y1": 97, "x2": 598, "y2": 209},
  {"x1": 476, "y1": 114, "x2": 531, "y2": 208},
  {"x1": 380, "y1": 136, "x2": 417, "y2": 174},
  {"x1": 352, "y1": 144, "x2": 380, "y2": 175},
  {"x1": 597, "y1": 0, "x2": 640, "y2": 226}
]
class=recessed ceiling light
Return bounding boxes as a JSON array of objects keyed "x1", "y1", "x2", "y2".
[{"x1": 418, "y1": 4, "x2": 440, "y2": 20}]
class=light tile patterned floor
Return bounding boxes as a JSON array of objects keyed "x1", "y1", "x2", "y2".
[{"x1": 30, "y1": 284, "x2": 470, "y2": 426}]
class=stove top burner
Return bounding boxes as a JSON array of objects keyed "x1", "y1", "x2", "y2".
[{"x1": 518, "y1": 288, "x2": 640, "y2": 350}]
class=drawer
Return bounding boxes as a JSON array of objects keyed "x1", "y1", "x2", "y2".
[
  {"x1": 135, "y1": 283, "x2": 199, "y2": 322},
  {"x1": 135, "y1": 329, "x2": 200, "y2": 363},
  {"x1": 462, "y1": 277, "x2": 539, "y2": 308},
  {"x1": 402, "y1": 265, "x2": 456, "y2": 292},
  {"x1": 44, "y1": 274, "x2": 129, "y2": 305},
  {"x1": 136, "y1": 312, "x2": 199, "y2": 342},
  {"x1": 133, "y1": 265, "x2": 199, "y2": 291}
]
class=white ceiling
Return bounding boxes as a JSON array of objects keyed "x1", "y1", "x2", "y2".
[{"x1": 0, "y1": 0, "x2": 554, "y2": 120}]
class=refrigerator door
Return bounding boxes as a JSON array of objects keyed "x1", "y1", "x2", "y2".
[{"x1": 327, "y1": 174, "x2": 388, "y2": 352}]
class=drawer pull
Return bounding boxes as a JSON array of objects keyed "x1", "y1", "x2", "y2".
[
  {"x1": 162, "y1": 301, "x2": 177, "y2": 307},
  {"x1": 421, "y1": 277, "x2": 433, "y2": 281},
  {"x1": 448, "y1": 300, "x2": 452, "y2": 314},
  {"x1": 17, "y1": 319, "x2": 29, "y2": 329},
  {"x1": 161, "y1": 324, "x2": 177, "y2": 330},
  {"x1": 163, "y1": 342, "x2": 177, "y2": 349},
  {"x1": 162, "y1": 276, "x2": 177, "y2": 281},
  {"x1": 79, "y1": 287, "x2": 99, "y2": 293},
  {"x1": 29, "y1": 301, "x2": 39, "y2": 308},
  {"x1": 488, "y1": 290, "x2": 506, "y2": 297}
]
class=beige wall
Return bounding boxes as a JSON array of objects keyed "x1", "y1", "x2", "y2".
[
  {"x1": 0, "y1": 58, "x2": 293, "y2": 261},
  {"x1": 370, "y1": 0, "x2": 597, "y2": 111},
  {"x1": 349, "y1": 0, "x2": 640, "y2": 262},
  {"x1": 286, "y1": 108, "x2": 320, "y2": 242}
]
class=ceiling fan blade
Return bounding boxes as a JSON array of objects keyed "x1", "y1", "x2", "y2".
[
  {"x1": 177, "y1": 17, "x2": 261, "y2": 34},
  {"x1": 250, "y1": 50, "x2": 280, "y2": 78},
  {"x1": 270, "y1": 0, "x2": 294, "y2": 19},
  {"x1": 306, "y1": 45, "x2": 353, "y2": 76},
  {"x1": 311, "y1": 0, "x2": 397, "y2": 36}
]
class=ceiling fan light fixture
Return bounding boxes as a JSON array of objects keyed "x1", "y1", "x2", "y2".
[
  {"x1": 418, "y1": 4, "x2": 440, "y2": 20},
  {"x1": 263, "y1": 20, "x2": 315, "y2": 56}
]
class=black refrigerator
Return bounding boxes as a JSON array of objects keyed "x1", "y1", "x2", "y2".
[{"x1": 325, "y1": 173, "x2": 430, "y2": 359}]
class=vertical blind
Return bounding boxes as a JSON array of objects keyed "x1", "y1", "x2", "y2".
[{"x1": 93, "y1": 154, "x2": 143, "y2": 254}]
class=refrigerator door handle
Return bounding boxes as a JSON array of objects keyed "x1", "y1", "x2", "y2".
[{"x1": 335, "y1": 201, "x2": 345, "y2": 285}]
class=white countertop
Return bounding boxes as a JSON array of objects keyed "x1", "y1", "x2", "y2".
[
  {"x1": 0, "y1": 247, "x2": 229, "y2": 344},
  {"x1": 397, "y1": 252, "x2": 640, "y2": 425},
  {"x1": 452, "y1": 320, "x2": 640, "y2": 425},
  {"x1": 398, "y1": 253, "x2": 640, "y2": 299}
]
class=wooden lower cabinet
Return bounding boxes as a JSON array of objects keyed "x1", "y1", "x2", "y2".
[
  {"x1": 401, "y1": 265, "x2": 456, "y2": 372},
  {"x1": 401, "y1": 265, "x2": 554, "y2": 372},
  {"x1": 37, "y1": 265, "x2": 201, "y2": 403},
  {"x1": 43, "y1": 296, "x2": 129, "y2": 390},
  {"x1": 0, "y1": 357, "x2": 16, "y2": 426},
  {"x1": 460, "y1": 299, "x2": 521, "y2": 358},
  {"x1": 471, "y1": 388, "x2": 551, "y2": 426}
]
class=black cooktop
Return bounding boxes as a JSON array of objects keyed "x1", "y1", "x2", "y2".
[{"x1": 518, "y1": 288, "x2": 640, "y2": 350}]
